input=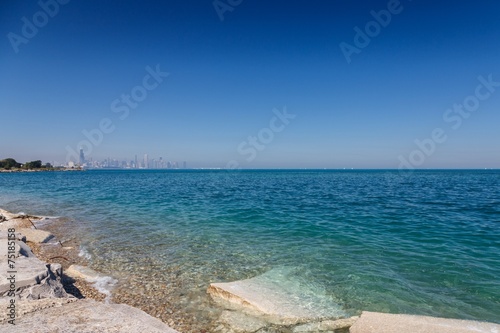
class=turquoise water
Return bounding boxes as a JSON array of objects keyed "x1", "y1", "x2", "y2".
[{"x1": 0, "y1": 170, "x2": 499, "y2": 324}]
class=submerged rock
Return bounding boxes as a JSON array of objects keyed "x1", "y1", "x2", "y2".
[
  {"x1": 349, "y1": 311, "x2": 500, "y2": 333},
  {"x1": 292, "y1": 316, "x2": 359, "y2": 332},
  {"x1": 218, "y1": 310, "x2": 268, "y2": 333},
  {"x1": 208, "y1": 268, "x2": 347, "y2": 325}
]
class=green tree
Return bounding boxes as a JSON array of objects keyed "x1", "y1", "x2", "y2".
[
  {"x1": 0, "y1": 158, "x2": 21, "y2": 170},
  {"x1": 24, "y1": 160, "x2": 43, "y2": 169}
]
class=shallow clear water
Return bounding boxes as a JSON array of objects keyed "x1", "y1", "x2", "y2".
[{"x1": 1, "y1": 170, "x2": 499, "y2": 324}]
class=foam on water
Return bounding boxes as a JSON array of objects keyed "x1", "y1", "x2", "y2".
[
  {"x1": 91, "y1": 275, "x2": 117, "y2": 303},
  {"x1": 78, "y1": 246, "x2": 92, "y2": 261}
]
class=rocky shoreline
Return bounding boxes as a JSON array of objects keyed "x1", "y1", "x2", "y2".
[
  {"x1": 1, "y1": 207, "x2": 499, "y2": 333},
  {"x1": 0, "y1": 208, "x2": 178, "y2": 332}
]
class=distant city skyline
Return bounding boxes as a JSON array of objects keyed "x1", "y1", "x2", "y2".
[
  {"x1": 1, "y1": 1, "x2": 500, "y2": 169},
  {"x1": 52, "y1": 148, "x2": 188, "y2": 169}
]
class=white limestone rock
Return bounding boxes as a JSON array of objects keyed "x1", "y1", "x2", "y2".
[
  {"x1": 0, "y1": 219, "x2": 27, "y2": 231},
  {"x1": 0, "y1": 299, "x2": 181, "y2": 333},
  {"x1": 0, "y1": 256, "x2": 49, "y2": 296},
  {"x1": 208, "y1": 268, "x2": 347, "y2": 325},
  {"x1": 0, "y1": 236, "x2": 68, "y2": 300},
  {"x1": 17, "y1": 228, "x2": 54, "y2": 243},
  {"x1": 0, "y1": 238, "x2": 21, "y2": 258},
  {"x1": 0, "y1": 230, "x2": 26, "y2": 242},
  {"x1": 65, "y1": 264, "x2": 102, "y2": 281},
  {"x1": 0, "y1": 238, "x2": 35, "y2": 258},
  {"x1": 0, "y1": 209, "x2": 21, "y2": 220},
  {"x1": 349, "y1": 311, "x2": 500, "y2": 333},
  {"x1": 0, "y1": 297, "x2": 77, "y2": 322}
]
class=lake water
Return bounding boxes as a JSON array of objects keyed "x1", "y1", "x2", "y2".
[{"x1": 1, "y1": 169, "x2": 499, "y2": 328}]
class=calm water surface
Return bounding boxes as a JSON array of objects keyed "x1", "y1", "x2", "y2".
[{"x1": 0, "y1": 170, "x2": 499, "y2": 324}]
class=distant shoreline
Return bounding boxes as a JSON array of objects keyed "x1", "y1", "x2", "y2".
[{"x1": 0, "y1": 168, "x2": 84, "y2": 173}]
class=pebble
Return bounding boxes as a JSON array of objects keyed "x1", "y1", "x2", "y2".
[{"x1": 24, "y1": 216, "x2": 245, "y2": 333}]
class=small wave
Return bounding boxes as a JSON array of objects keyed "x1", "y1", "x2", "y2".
[
  {"x1": 79, "y1": 247, "x2": 92, "y2": 260},
  {"x1": 92, "y1": 276, "x2": 118, "y2": 304}
]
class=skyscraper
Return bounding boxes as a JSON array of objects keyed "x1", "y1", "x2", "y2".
[
  {"x1": 79, "y1": 148, "x2": 85, "y2": 165},
  {"x1": 144, "y1": 154, "x2": 149, "y2": 169}
]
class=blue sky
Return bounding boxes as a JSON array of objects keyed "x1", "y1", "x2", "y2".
[{"x1": 1, "y1": 0, "x2": 499, "y2": 168}]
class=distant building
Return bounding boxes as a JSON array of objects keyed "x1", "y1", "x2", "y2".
[
  {"x1": 144, "y1": 154, "x2": 149, "y2": 169},
  {"x1": 79, "y1": 148, "x2": 85, "y2": 165},
  {"x1": 183, "y1": 161, "x2": 187, "y2": 169}
]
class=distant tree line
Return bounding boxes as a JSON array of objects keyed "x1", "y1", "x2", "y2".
[
  {"x1": 0, "y1": 158, "x2": 21, "y2": 169},
  {"x1": 0, "y1": 158, "x2": 53, "y2": 170}
]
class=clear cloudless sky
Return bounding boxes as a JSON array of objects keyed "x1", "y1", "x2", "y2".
[{"x1": 1, "y1": 0, "x2": 499, "y2": 168}]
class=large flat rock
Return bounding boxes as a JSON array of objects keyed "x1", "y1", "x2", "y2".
[
  {"x1": 0, "y1": 299, "x2": 180, "y2": 333},
  {"x1": 0, "y1": 238, "x2": 67, "y2": 299},
  {"x1": 65, "y1": 264, "x2": 102, "y2": 281},
  {"x1": 17, "y1": 228, "x2": 55, "y2": 243},
  {"x1": 349, "y1": 311, "x2": 500, "y2": 333},
  {"x1": 0, "y1": 238, "x2": 35, "y2": 258},
  {"x1": 0, "y1": 256, "x2": 49, "y2": 295},
  {"x1": 0, "y1": 219, "x2": 30, "y2": 231},
  {"x1": 0, "y1": 238, "x2": 21, "y2": 258},
  {"x1": 0, "y1": 229, "x2": 26, "y2": 242},
  {"x1": 0, "y1": 297, "x2": 77, "y2": 322},
  {"x1": 0, "y1": 209, "x2": 23, "y2": 220},
  {"x1": 208, "y1": 268, "x2": 347, "y2": 325}
]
